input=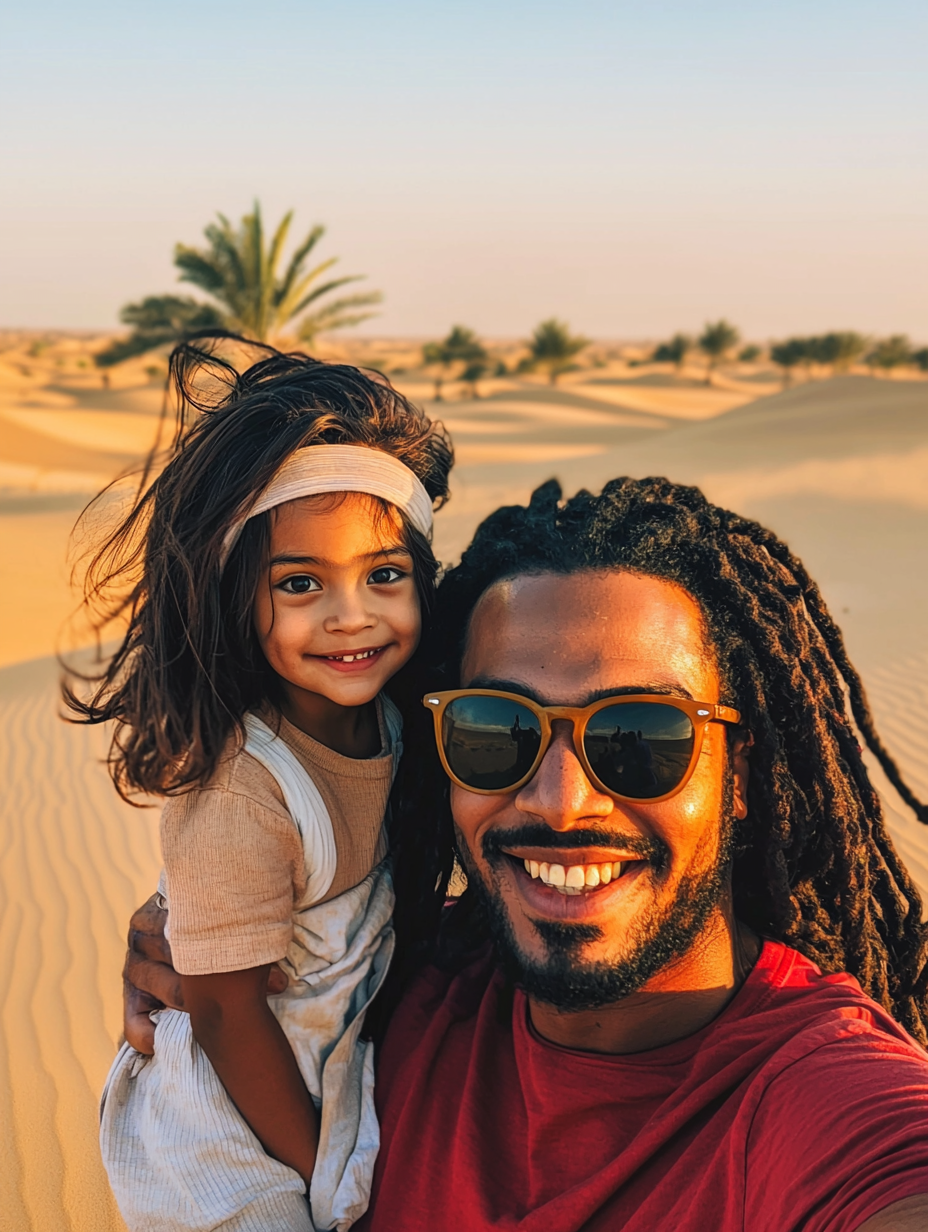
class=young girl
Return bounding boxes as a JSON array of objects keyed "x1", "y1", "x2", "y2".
[{"x1": 70, "y1": 338, "x2": 453, "y2": 1231}]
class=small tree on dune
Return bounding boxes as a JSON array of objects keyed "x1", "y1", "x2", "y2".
[
  {"x1": 738, "y1": 344, "x2": 762, "y2": 363},
  {"x1": 912, "y1": 347, "x2": 928, "y2": 373},
  {"x1": 698, "y1": 320, "x2": 740, "y2": 386},
  {"x1": 422, "y1": 326, "x2": 487, "y2": 400},
  {"x1": 866, "y1": 335, "x2": 912, "y2": 378},
  {"x1": 810, "y1": 331, "x2": 867, "y2": 375},
  {"x1": 652, "y1": 333, "x2": 692, "y2": 372},
  {"x1": 460, "y1": 360, "x2": 488, "y2": 399},
  {"x1": 527, "y1": 318, "x2": 590, "y2": 385},
  {"x1": 769, "y1": 338, "x2": 808, "y2": 389},
  {"x1": 96, "y1": 202, "x2": 381, "y2": 366}
]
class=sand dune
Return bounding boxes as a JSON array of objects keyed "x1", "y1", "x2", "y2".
[
  {"x1": 0, "y1": 412, "x2": 137, "y2": 477},
  {"x1": 0, "y1": 655, "x2": 161, "y2": 1232},
  {"x1": 1, "y1": 354, "x2": 927, "y2": 1231},
  {"x1": 0, "y1": 408, "x2": 163, "y2": 457}
]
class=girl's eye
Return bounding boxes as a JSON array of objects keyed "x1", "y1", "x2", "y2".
[
  {"x1": 278, "y1": 575, "x2": 321, "y2": 595},
  {"x1": 368, "y1": 566, "x2": 406, "y2": 585}
]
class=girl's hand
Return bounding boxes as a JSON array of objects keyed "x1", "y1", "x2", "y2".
[{"x1": 122, "y1": 895, "x2": 288, "y2": 1054}]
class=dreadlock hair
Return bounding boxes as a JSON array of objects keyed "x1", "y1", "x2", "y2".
[
  {"x1": 63, "y1": 332, "x2": 453, "y2": 803},
  {"x1": 402, "y1": 475, "x2": 928, "y2": 1044}
]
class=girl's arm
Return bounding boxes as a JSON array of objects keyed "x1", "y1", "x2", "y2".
[{"x1": 181, "y1": 966, "x2": 319, "y2": 1184}]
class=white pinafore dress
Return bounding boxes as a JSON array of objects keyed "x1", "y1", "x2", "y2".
[{"x1": 99, "y1": 703, "x2": 401, "y2": 1232}]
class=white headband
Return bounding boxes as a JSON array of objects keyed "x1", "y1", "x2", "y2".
[{"x1": 221, "y1": 444, "x2": 434, "y2": 567}]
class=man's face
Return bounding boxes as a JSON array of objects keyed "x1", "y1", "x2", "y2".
[{"x1": 453, "y1": 569, "x2": 745, "y2": 1009}]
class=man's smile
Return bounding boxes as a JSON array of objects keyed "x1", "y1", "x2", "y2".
[
  {"x1": 492, "y1": 845, "x2": 654, "y2": 921},
  {"x1": 519, "y1": 855, "x2": 646, "y2": 892}
]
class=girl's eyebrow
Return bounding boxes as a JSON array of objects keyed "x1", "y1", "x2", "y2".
[{"x1": 269, "y1": 546, "x2": 412, "y2": 567}]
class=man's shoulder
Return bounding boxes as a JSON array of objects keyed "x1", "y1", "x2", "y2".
[
  {"x1": 739, "y1": 949, "x2": 928, "y2": 1231},
  {"x1": 738, "y1": 940, "x2": 923, "y2": 1048}
]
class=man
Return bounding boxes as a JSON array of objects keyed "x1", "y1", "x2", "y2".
[{"x1": 125, "y1": 477, "x2": 928, "y2": 1230}]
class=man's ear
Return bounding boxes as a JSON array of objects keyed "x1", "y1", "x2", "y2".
[{"x1": 731, "y1": 730, "x2": 752, "y2": 820}]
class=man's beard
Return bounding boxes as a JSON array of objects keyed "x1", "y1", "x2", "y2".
[{"x1": 460, "y1": 771, "x2": 736, "y2": 1012}]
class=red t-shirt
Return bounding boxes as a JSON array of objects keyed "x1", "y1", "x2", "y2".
[{"x1": 358, "y1": 940, "x2": 928, "y2": 1232}]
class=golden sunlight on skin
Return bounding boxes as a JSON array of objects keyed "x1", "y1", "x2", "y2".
[
  {"x1": 252, "y1": 491, "x2": 421, "y2": 756},
  {"x1": 453, "y1": 570, "x2": 754, "y2": 1053}
]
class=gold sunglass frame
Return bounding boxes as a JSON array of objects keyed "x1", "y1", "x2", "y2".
[{"x1": 422, "y1": 689, "x2": 742, "y2": 803}]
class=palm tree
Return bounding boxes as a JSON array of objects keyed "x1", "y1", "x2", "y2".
[
  {"x1": 652, "y1": 333, "x2": 692, "y2": 372},
  {"x1": 96, "y1": 203, "x2": 381, "y2": 367},
  {"x1": 866, "y1": 335, "x2": 912, "y2": 378},
  {"x1": 174, "y1": 203, "x2": 381, "y2": 346},
  {"x1": 698, "y1": 320, "x2": 740, "y2": 385},
  {"x1": 527, "y1": 319, "x2": 589, "y2": 385},
  {"x1": 422, "y1": 326, "x2": 487, "y2": 400}
]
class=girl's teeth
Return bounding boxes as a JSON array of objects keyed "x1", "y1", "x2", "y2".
[
  {"x1": 522, "y1": 859, "x2": 629, "y2": 891},
  {"x1": 330, "y1": 648, "x2": 378, "y2": 662}
]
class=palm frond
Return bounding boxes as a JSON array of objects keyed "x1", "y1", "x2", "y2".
[
  {"x1": 288, "y1": 272, "x2": 368, "y2": 318},
  {"x1": 298, "y1": 293, "x2": 382, "y2": 340},
  {"x1": 173, "y1": 246, "x2": 226, "y2": 294},
  {"x1": 277, "y1": 258, "x2": 341, "y2": 320},
  {"x1": 276, "y1": 225, "x2": 325, "y2": 306}
]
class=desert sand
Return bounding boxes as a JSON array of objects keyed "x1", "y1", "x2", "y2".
[{"x1": 1, "y1": 335, "x2": 927, "y2": 1231}]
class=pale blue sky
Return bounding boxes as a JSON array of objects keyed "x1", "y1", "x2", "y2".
[{"x1": 2, "y1": 0, "x2": 926, "y2": 338}]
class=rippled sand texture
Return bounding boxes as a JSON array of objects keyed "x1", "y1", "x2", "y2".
[
  {"x1": 0, "y1": 337, "x2": 926, "y2": 1231},
  {"x1": 0, "y1": 657, "x2": 160, "y2": 1232}
]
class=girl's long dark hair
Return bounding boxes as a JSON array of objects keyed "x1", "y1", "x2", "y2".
[
  {"x1": 375, "y1": 476, "x2": 928, "y2": 1044},
  {"x1": 63, "y1": 333, "x2": 453, "y2": 802}
]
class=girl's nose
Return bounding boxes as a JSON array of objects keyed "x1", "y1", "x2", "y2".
[
  {"x1": 514, "y1": 722, "x2": 615, "y2": 830},
  {"x1": 322, "y1": 585, "x2": 377, "y2": 635}
]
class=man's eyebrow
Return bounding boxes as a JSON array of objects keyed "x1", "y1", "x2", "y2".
[
  {"x1": 586, "y1": 684, "x2": 695, "y2": 703},
  {"x1": 269, "y1": 546, "x2": 411, "y2": 567},
  {"x1": 465, "y1": 677, "x2": 695, "y2": 705}
]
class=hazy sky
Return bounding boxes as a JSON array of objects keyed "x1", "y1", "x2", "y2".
[{"x1": 2, "y1": 0, "x2": 926, "y2": 338}]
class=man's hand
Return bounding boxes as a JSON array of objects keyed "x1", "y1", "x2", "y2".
[{"x1": 122, "y1": 894, "x2": 289, "y2": 1055}]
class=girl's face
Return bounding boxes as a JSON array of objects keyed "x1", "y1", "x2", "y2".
[{"x1": 252, "y1": 491, "x2": 422, "y2": 710}]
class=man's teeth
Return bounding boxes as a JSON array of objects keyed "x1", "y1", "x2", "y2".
[
  {"x1": 327, "y1": 648, "x2": 380, "y2": 663},
  {"x1": 523, "y1": 858, "x2": 628, "y2": 894}
]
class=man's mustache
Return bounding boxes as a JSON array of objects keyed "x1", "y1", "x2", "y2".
[{"x1": 481, "y1": 823, "x2": 667, "y2": 866}]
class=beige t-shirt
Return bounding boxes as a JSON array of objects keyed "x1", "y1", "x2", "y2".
[{"x1": 161, "y1": 705, "x2": 393, "y2": 976}]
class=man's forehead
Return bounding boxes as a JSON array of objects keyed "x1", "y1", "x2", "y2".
[{"x1": 462, "y1": 570, "x2": 718, "y2": 703}]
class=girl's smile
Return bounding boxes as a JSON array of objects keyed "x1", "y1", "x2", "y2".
[{"x1": 316, "y1": 644, "x2": 390, "y2": 672}]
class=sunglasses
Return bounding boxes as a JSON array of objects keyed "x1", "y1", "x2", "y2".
[{"x1": 423, "y1": 689, "x2": 742, "y2": 803}]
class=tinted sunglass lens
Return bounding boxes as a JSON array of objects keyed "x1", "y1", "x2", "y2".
[
  {"x1": 442, "y1": 697, "x2": 543, "y2": 790},
  {"x1": 584, "y1": 703, "x2": 695, "y2": 799}
]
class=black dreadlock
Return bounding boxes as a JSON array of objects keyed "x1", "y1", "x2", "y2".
[{"x1": 378, "y1": 475, "x2": 928, "y2": 1045}]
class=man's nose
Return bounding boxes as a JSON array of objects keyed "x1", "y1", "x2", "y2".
[
  {"x1": 514, "y1": 722, "x2": 614, "y2": 829},
  {"x1": 322, "y1": 585, "x2": 377, "y2": 634}
]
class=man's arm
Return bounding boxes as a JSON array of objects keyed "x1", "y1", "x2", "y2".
[
  {"x1": 122, "y1": 894, "x2": 287, "y2": 1054},
  {"x1": 858, "y1": 1194, "x2": 928, "y2": 1230}
]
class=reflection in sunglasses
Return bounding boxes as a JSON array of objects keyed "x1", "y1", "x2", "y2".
[{"x1": 442, "y1": 697, "x2": 697, "y2": 798}]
